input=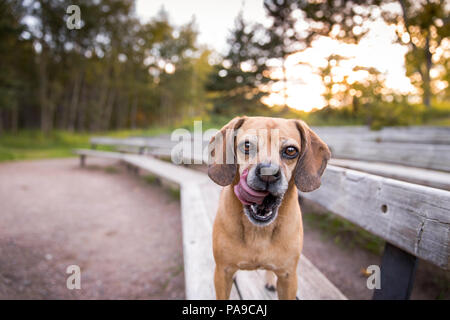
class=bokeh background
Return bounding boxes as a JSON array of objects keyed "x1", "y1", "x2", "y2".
[{"x1": 0, "y1": 0, "x2": 449, "y2": 160}]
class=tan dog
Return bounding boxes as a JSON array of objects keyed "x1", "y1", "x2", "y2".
[{"x1": 207, "y1": 116, "x2": 330, "y2": 300}]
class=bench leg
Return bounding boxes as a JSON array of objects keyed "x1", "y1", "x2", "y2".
[
  {"x1": 372, "y1": 242, "x2": 418, "y2": 300},
  {"x1": 80, "y1": 155, "x2": 86, "y2": 167}
]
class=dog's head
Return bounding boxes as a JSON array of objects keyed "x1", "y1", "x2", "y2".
[{"x1": 208, "y1": 116, "x2": 331, "y2": 226}]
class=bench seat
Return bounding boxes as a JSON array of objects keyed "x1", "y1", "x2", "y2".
[{"x1": 74, "y1": 148, "x2": 347, "y2": 300}]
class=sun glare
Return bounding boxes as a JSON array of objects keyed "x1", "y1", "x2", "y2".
[{"x1": 263, "y1": 17, "x2": 416, "y2": 111}]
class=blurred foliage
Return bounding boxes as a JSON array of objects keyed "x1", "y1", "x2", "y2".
[
  {"x1": 0, "y1": 0, "x2": 212, "y2": 133},
  {"x1": 302, "y1": 100, "x2": 450, "y2": 129},
  {"x1": 0, "y1": 0, "x2": 448, "y2": 138},
  {"x1": 206, "y1": 13, "x2": 272, "y2": 116},
  {"x1": 297, "y1": 0, "x2": 449, "y2": 107}
]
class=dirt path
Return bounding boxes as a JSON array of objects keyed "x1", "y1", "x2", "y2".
[{"x1": 0, "y1": 158, "x2": 184, "y2": 299}]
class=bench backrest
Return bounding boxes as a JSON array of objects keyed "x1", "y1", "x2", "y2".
[{"x1": 313, "y1": 126, "x2": 450, "y2": 172}]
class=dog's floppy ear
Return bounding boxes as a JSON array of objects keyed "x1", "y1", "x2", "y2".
[
  {"x1": 293, "y1": 120, "x2": 331, "y2": 192},
  {"x1": 208, "y1": 116, "x2": 246, "y2": 186}
]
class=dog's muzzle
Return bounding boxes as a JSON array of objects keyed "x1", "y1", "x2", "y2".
[{"x1": 234, "y1": 165, "x2": 287, "y2": 226}]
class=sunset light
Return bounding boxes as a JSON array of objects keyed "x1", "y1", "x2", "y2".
[{"x1": 262, "y1": 18, "x2": 415, "y2": 111}]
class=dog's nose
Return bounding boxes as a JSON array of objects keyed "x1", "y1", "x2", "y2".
[{"x1": 256, "y1": 163, "x2": 281, "y2": 183}]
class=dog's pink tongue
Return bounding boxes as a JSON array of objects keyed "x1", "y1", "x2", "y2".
[{"x1": 234, "y1": 169, "x2": 269, "y2": 205}]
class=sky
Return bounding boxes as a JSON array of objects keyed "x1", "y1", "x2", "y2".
[
  {"x1": 135, "y1": 0, "x2": 414, "y2": 112},
  {"x1": 136, "y1": 0, "x2": 267, "y2": 53}
]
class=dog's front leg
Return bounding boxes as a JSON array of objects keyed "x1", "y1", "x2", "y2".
[
  {"x1": 214, "y1": 264, "x2": 237, "y2": 300},
  {"x1": 275, "y1": 269, "x2": 298, "y2": 300}
]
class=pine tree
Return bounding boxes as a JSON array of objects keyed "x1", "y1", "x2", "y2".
[
  {"x1": 207, "y1": 13, "x2": 271, "y2": 116},
  {"x1": 261, "y1": 0, "x2": 302, "y2": 112}
]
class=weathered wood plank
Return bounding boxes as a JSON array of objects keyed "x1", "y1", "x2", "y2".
[
  {"x1": 301, "y1": 165, "x2": 450, "y2": 269},
  {"x1": 314, "y1": 126, "x2": 450, "y2": 145},
  {"x1": 90, "y1": 136, "x2": 178, "y2": 150},
  {"x1": 296, "y1": 256, "x2": 347, "y2": 300},
  {"x1": 234, "y1": 270, "x2": 277, "y2": 300},
  {"x1": 180, "y1": 183, "x2": 241, "y2": 299},
  {"x1": 233, "y1": 260, "x2": 347, "y2": 300},
  {"x1": 180, "y1": 183, "x2": 217, "y2": 299},
  {"x1": 324, "y1": 139, "x2": 450, "y2": 172},
  {"x1": 123, "y1": 154, "x2": 208, "y2": 186},
  {"x1": 73, "y1": 149, "x2": 126, "y2": 160},
  {"x1": 330, "y1": 158, "x2": 450, "y2": 191}
]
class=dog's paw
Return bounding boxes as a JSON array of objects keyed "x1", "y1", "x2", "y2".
[
  {"x1": 264, "y1": 283, "x2": 276, "y2": 292},
  {"x1": 264, "y1": 270, "x2": 277, "y2": 292}
]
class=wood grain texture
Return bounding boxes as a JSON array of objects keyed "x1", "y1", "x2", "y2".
[
  {"x1": 296, "y1": 256, "x2": 347, "y2": 300},
  {"x1": 323, "y1": 139, "x2": 450, "y2": 172},
  {"x1": 74, "y1": 149, "x2": 126, "y2": 160},
  {"x1": 301, "y1": 165, "x2": 450, "y2": 269},
  {"x1": 180, "y1": 183, "x2": 217, "y2": 299},
  {"x1": 313, "y1": 126, "x2": 450, "y2": 145},
  {"x1": 330, "y1": 158, "x2": 450, "y2": 191}
]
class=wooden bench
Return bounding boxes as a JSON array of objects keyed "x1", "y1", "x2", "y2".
[
  {"x1": 314, "y1": 126, "x2": 450, "y2": 171},
  {"x1": 306, "y1": 126, "x2": 450, "y2": 299},
  {"x1": 80, "y1": 126, "x2": 450, "y2": 299},
  {"x1": 74, "y1": 148, "x2": 346, "y2": 300}
]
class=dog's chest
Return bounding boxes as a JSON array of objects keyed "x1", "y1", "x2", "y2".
[{"x1": 235, "y1": 235, "x2": 285, "y2": 271}]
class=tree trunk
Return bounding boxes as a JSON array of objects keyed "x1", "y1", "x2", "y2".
[
  {"x1": 38, "y1": 46, "x2": 50, "y2": 133},
  {"x1": 130, "y1": 94, "x2": 138, "y2": 129},
  {"x1": 77, "y1": 84, "x2": 88, "y2": 132},
  {"x1": 68, "y1": 72, "x2": 83, "y2": 132},
  {"x1": 102, "y1": 88, "x2": 116, "y2": 131},
  {"x1": 0, "y1": 109, "x2": 3, "y2": 134},
  {"x1": 282, "y1": 57, "x2": 289, "y2": 113},
  {"x1": 423, "y1": 33, "x2": 432, "y2": 108},
  {"x1": 11, "y1": 105, "x2": 18, "y2": 133}
]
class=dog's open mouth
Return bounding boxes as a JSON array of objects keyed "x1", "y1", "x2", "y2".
[
  {"x1": 246, "y1": 193, "x2": 281, "y2": 223},
  {"x1": 234, "y1": 169, "x2": 282, "y2": 226}
]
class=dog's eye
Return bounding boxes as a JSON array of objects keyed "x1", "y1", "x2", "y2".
[
  {"x1": 243, "y1": 141, "x2": 251, "y2": 154},
  {"x1": 239, "y1": 140, "x2": 255, "y2": 155},
  {"x1": 282, "y1": 146, "x2": 299, "y2": 159}
]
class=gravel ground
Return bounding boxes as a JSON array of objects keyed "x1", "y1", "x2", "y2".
[{"x1": 0, "y1": 158, "x2": 184, "y2": 299}]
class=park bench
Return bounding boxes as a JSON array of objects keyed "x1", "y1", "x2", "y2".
[
  {"x1": 75, "y1": 125, "x2": 450, "y2": 299},
  {"x1": 73, "y1": 148, "x2": 346, "y2": 299}
]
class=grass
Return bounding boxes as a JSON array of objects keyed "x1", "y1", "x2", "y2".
[
  {"x1": 302, "y1": 211, "x2": 385, "y2": 255},
  {"x1": 0, "y1": 127, "x2": 172, "y2": 163}
]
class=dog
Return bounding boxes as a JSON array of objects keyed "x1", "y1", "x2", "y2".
[{"x1": 207, "y1": 116, "x2": 330, "y2": 300}]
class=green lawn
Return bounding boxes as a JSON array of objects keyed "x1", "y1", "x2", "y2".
[{"x1": 0, "y1": 128, "x2": 171, "y2": 163}]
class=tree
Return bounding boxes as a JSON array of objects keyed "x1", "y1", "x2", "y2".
[
  {"x1": 1, "y1": 1, "x2": 213, "y2": 133},
  {"x1": 262, "y1": 0, "x2": 304, "y2": 111},
  {"x1": 298, "y1": 0, "x2": 449, "y2": 107},
  {"x1": 207, "y1": 13, "x2": 271, "y2": 116},
  {"x1": 0, "y1": 0, "x2": 34, "y2": 132},
  {"x1": 386, "y1": 0, "x2": 450, "y2": 107}
]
